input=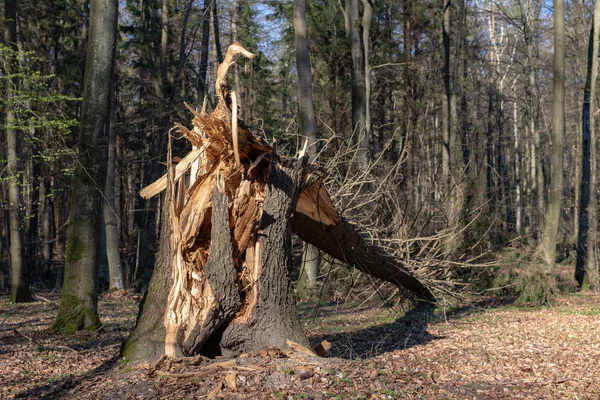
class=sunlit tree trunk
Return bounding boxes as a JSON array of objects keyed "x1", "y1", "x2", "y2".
[
  {"x1": 519, "y1": 0, "x2": 544, "y2": 236},
  {"x1": 105, "y1": 85, "x2": 124, "y2": 291},
  {"x1": 541, "y1": 0, "x2": 565, "y2": 271},
  {"x1": 343, "y1": 0, "x2": 369, "y2": 171},
  {"x1": 576, "y1": 0, "x2": 600, "y2": 289},
  {"x1": 53, "y1": 0, "x2": 117, "y2": 333},
  {"x1": 5, "y1": 0, "x2": 32, "y2": 303},
  {"x1": 293, "y1": 0, "x2": 320, "y2": 299}
]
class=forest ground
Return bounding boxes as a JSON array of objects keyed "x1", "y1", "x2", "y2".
[{"x1": 1, "y1": 290, "x2": 600, "y2": 399}]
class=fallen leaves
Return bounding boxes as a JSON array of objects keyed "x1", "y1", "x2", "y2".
[{"x1": 2, "y1": 292, "x2": 600, "y2": 399}]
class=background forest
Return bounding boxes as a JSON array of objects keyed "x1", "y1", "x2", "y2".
[{"x1": 1, "y1": 0, "x2": 598, "y2": 307}]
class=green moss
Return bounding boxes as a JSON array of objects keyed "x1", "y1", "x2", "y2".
[
  {"x1": 51, "y1": 295, "x2": 100, "y2": 334},
  {"x1": 119, "y1": 335, "x2": 138, "y2": 364},
  {"x1": 65, "y1": 237, "x2": 86, "y2": 263}
]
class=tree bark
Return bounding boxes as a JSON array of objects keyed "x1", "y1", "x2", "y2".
[
  {"x1": 540, "y1": 0, "x2": 565, "y2": 271},
  {"x1": 53, "y1": 0, "x2": 117, "y2": 333},
  {"x1": 212, "y1": 0, "x2": 223, "y2": 64},
  {"x1": 292, "y1": 213, "x2": 433, "y2": 301},
  {"x1": 137, "y1": 0, "x2": 171, "y2": 287},
  {"x1": 519, "y1": 0, "x2": 544, "y2": 236},
  {"x1": 121, "y1": 196, "x2": 171, "y2": 363},
  {"x1": 197, "y1": 0, "x2": 211, "y2": 104},
  {"x1": 576, "y1": 0, "x2": 600, "y2": 289},
  {"x1": 105, "y1": 84, "x2": 124, "y2": 291},
  {"x1": 5, "y1": 0, "x2": 33, "y2": 303},
  {"x1": 343, "y1": 0, "x2": 369, "y2": 171},
  {"x1": 294, "y1": 0, "x2": 320, "y2": 299},
  {"x1": 220, "y1": 162, "x2": 309, "y2": 357}
]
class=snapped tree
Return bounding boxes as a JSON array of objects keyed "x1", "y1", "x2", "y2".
[{"x1": 121, "y1": 44, "x2": 433, "y2": 364}]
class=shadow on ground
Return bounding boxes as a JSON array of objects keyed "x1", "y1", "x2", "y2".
[
  {"x1": 14, "y1": 355, "x2": 120, "y2": 399},
  {"x1": 308, "y1": 296, "x2": 518, "y2": 359},
  {"x1": 308, "y1": 305, "x2": 442, "y2": 359}
]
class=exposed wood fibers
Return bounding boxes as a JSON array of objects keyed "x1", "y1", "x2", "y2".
[{"x1": 141, "y1": 43, "x2": 339, "y2": 357}]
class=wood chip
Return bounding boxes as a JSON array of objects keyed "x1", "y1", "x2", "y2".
[
  {"x1": 207, "y1": 380, "x2": 223, "y2": 399},
  {"x1": 286, "y1": 339, "x2": 317, "y2": 357},
  {"x1": 225, "y1": 372, "x2": 237, "y2": 390},
  {"x1": 314, "y1": 340, "x2": 331, "y2": 356}
]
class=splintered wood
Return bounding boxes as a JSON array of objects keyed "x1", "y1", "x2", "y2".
[{"x1": 139, "y1": 43, "x2": 339, "y2": 357}]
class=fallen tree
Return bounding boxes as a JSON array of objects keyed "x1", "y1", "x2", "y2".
[{"x1": 121, "y1": 43, "x2": 433, "y2": 364}]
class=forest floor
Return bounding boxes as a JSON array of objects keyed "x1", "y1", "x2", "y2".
[{"x1": 1, "y1": 290, "x2": 600, "y2": 399}]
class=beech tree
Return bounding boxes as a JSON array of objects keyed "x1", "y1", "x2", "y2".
[
  {"x1": 52, "y1": 0, "x2": 118, "y2": 333},
  {"x1": 540, "y1": 0, "x2": 565, "y2": 271},
  {"x1": 4, "y1": 0, "x2": 32, "y2": 303},
  {"x1": 576, "y1": 0, "x2": 600, "y2": 289},
  {"x1": 294, "y1": 0, "x2": 320, "y2": 299}
]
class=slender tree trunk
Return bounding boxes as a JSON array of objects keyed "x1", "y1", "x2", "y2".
[
  {"x1": 343, "y1": 0, "x2": 369, "y2": 171},
  {"x1": 576, "y1": 0, "x2": 600, "y2": 289},
  {"x1": 293, "y1": 0, "x2": 320, "y2": 300},
  {"x1": 541, "y1": 0, "x2": 565, "y2": 271},
  {"x1": 442, "y1": 0, "x2": 466, "y2": 253},
  {"x1": 198, "y1": 0, "x2": 211, "y2": 105},
  {"x1": 486, "y1": 5, "x2": 496, "y2": 204},
  {"x1": 441, "y1": 0, "x2": 451, "y2": 186},
  {"x1": 499, "y1": 96, "x2": 514, "y2": 229},
  {"x1": 514, "y1": 99, "x2": 522, "y2": 234},
  {"x1": 231, "y1": 0, "x2": 240, "y2": 93},
  {"x1": 5, "y1": 0, "x2": 32, "y2": 303},
  {"x1": 105, "y1": 83, "x2": 124, "y2": 291},
  {"x1": 362, "y1": 0, "x2": 373, "y2": 145},
  {"x1": 212, "y1": 0, "x2": 223, "y2": 64},
  {"x1": 138, "y1": 0, "x2": 171, "y2": 287},
  {"x1": 53, "y1": 0, "x2": 117, "y2": 333}
]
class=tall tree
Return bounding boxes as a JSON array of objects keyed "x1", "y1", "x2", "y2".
[
  {"x1": 541, "y1": 0, "x2": 565, "y2": 270},
  {"x1": 518, "y1": 0, "x2": 544, "y2": 235},
  {"x1": 104, "y1": 84, "x2": 124, "y2": 290},
  {"x1": 52, "y1": 0, "x2": 118, "y2": 333},
  {"x1": 576, "y1": 0, "x2": 600, "y2": 289},
  {"x1": 4, "y1": 0, "x2": 33, "y2": 303},
  {"x1": 198, "y1": 0, "x2": 211, "y2": 104},
  {"x1": 293, "y1": 0, "x2": 320, "y2": 299},
  {"x1": 342, "y1": 0, "x2": 369, "y2": 171}
]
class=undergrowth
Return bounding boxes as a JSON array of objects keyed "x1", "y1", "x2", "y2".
[{"x1": 492, "y1": 248, "x2": 561, "y2": 306}]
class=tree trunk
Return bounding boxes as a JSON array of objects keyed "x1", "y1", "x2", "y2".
[
  {"x1": 5, "y1": 0, "x2": 32, "y2": 303},
  {"x1": 499, "y1": 96, "x2": 514, "y2": 229},
  {"x1": 105, "y1": 84, "x2": 124, "y2": 291},
  {"x1": 362, "y1": 0, "x2": 373, "y2": 146},
  {"x1": 219, "y1": 162, "x2": 310, "y2": 357},
  {"x1": 52, "y1": 0, "x2": 117, "y2": 333},
  {"x1": 137, "y1": 0, "x2": 171, "y2": 287},
  {"x1": 212, "y1": 0, "x2": 223, "y2": 64},
  {"x1": 294, "y1": 0, "x2": 320, "y2": 300},
  {"x1": 576, "y1": 0, "x2": 600, "y2": 289},
  {"x1": 442, "y1": 0, "x2": 466, "y2": 254},
  {"x1": 197, "y1": 0, "x2": 211, "y2": 104},
  {"x1": 514, "y1": 99, "x2": 522, "y2": 234},
  {"x1": 402, "y1": 0, "x2": 415, "y2": 201},
  {"x1": 343, "y1": 0, "x2": 369, "y2": 171},
  {"x1": 121, "y1": 196, "x2": 172, "y2": 363},
  {"x1": 540, "y1": 0, "x2": 565, "y2": 271}
]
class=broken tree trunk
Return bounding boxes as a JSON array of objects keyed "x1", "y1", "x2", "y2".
[{"x1": 121, "y1": 43, "x2": 432, "y2": 364}]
